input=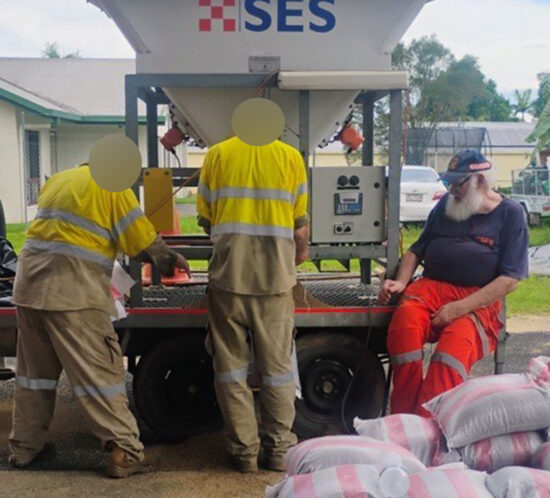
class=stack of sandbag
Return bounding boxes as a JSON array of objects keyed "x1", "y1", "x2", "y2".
[
  {"x1": 354, "y1": 413, "x2": 545, "y2": 473},
  {"x1": 266, "y1": 436, "x2": 495, "y2": 497},
  {"x1": 422, "y1": 356, "x2": 550, "y2": 472}
]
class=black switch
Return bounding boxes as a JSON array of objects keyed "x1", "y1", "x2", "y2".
[
  {"x1": 349, "y1": 175, "x2": 360, "y2": 186},
  {"x1": 337, "y1": 175, "x2": 348, "y2": 186}
]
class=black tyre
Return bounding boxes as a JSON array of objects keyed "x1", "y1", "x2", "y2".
[
  {"x1": 133, "y1": 333, "x2": 222, "y2": 442},
  {"x1": 293, "y1": 331, "x2": 385, "y2": 439},
  {"x1": 0, "y1": 199, "x2": 6, "y2": 239}
]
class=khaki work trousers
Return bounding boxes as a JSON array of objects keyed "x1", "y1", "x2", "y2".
[
  {"x1": 207, "y1": 288, "x2": 297, "y2": 463},
  {"x1": 9, "y1": 306, "x2": 144, "y2": 464}
]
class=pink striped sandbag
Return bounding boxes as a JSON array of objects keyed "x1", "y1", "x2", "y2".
[
  {"x1": 284, "y1": 435, "x2": 426, "y2": 476},
  {"x1": 486, "y1": 466, "x2": 550, "y2": 498},
  {"x1": 424, "y1": 362, "x2": 550, "y2": 448},
  {"x1": 266, "y1": 464, "x2": 385, "y2": 498},
  {"x1": 353, "y1": 414, "x2": 460, "y2": 467},
  {"x1": 460, "y1": 432, "x2": 544, "y2": 472},
  {"x1": 532, "y1": 442, "x2": 550, "y2": 471},
  {"x1": 408, "y1": 468, "x2": 492, "y2": 498}
]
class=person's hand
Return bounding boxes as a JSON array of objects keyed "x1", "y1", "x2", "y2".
[
  {"x1": 431, "y1": 302, "x2": 465, "y2": 329},
  {"x1": 175, "y1": 253, "x2": 191, "y2": 277},
  {"x1": 378, "y1": 280, "x2": 406, "y2": 305}
]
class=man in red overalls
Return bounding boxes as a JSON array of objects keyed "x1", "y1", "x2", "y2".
[{"x1": 379, "y1": 150, "x2": 528, "y2": 416}]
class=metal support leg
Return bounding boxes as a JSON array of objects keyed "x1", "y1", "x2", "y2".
[
  {"x1": 125, "y1": 76, "x2": 143, "y2": 307},
  {"x1": 387, "y1": 91, "x2": 402, "y2": 279},
  {"x1": 146, "y1": 94, "x2": 162, "y2": 286},
  {"x1": 360, "y1": 93, "x2": 375, "y2": 284},
  {"x1": 495, "y1": 300, "x2": 508, "y2": 374}
]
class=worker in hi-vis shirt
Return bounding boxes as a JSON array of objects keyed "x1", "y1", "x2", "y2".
[
  {"x1": 9, "y1": 165, "x2": 189, "y2": 478},
  {"x1": 197, "y1": 136, "x2": 309, "y2": 473}
]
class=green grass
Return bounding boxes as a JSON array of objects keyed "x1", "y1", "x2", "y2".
[
  {"x1": 6, "y1": 224, "x2": 27, "y2": 254},
  {"x1": 507, "y1": 275, "x2": 550, "y2": 315},
  {"x1": 175, "y1": 194, "x2": 197, "y2": 205},
  {"x1": 7, "y1": 219, "x2": 550, "y2": 314},
  {"x1": 529, "y1": 222, "x2": 550, "y2": 247}
]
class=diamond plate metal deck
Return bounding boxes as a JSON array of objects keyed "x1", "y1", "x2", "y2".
[{"x1": 141, "y1": 277, "x2": 379, "y2": 309}]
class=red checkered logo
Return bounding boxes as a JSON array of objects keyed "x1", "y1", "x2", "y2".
[{"x1": 199, "y1": 0, "x2": 237, "y2": 32}]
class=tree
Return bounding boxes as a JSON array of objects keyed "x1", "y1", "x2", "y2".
[
  {"x1": 42, "y1": 42, "x2": 81, "y2": 59},
  {"x1": 417, "y1": 56, "x2": 487, "y2": 126},
  {"x1": 512, "y1": 89, "x2": 534, "y2": 121},
  {"x1": 468, "y1": 79, "x2": 514, "y2": 122},
  {"x1": 534, "y1": 72, "x2": 550, "y2": 118}
]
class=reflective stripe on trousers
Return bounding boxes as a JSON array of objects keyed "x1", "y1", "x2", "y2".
[
  {"x1": 16, "y1": 375, "x2": 58, "y2": 390},
  {"x1": 73, "y1": 382, "x2": 126, "y2": 398}
]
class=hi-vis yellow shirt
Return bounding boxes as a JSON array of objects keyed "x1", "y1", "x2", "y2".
[
  {"x1": 25, "y1": 166, "x2": 157, "y2": 270},
  {"x1": 197, "y1": 137, "x2": 308, "y2": 295}
]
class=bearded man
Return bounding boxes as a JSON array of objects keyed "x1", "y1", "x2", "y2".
[{"x1": 379, "y1": 149, "x2": 528, "y2": 416}]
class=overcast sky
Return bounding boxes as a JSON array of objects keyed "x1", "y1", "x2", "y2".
[{"x1": 0, "y1": 0, "x2": 548, "y2": 96}]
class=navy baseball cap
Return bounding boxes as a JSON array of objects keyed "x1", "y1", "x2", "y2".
[{"x1": 440, "y1": 149, "x2": 492, "y2": 184}]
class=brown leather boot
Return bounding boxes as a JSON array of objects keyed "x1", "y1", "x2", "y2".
[{"x1": 106, "y1": 446, "x2": 159, "y2": 478}]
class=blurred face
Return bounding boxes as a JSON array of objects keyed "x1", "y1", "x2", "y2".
[{"x1": 445, "y1": 175, "x2": 484, "y2": 221}]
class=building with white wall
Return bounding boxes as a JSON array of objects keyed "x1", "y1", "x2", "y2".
[{"x1": 0, "y1": 58, "x2": 162, "y2": 223}]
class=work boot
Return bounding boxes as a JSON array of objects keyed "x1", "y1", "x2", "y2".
[
  {"x1": 258, "y1": 452, "x2": 286, "y2": 472},
  {"x1": 231, "y1": 456, "x2": 258, "y2": 474},
  {"x1": 8, "y1": 442, "x2": 56, "y2": 469},
  {"x1": 105, "y1": 446, "x2": 159, "y2": 478}
]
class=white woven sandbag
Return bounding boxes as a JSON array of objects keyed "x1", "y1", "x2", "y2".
[
  {"x1": 487, "y1": 466, "x2": 550, "y2": 498},
  {"x1": 354, "y1": 414, "x2": 446, "y2": 467},
  {"x1": 459, "y1": 432, "x2": 544, "y2": 472},
  {"x1": 284, "y1": 435, "x2": 426, "y2": 476},
  {"x1": 532, "y1": 442, "x2": 550, "y2": 471},
  {"x1": 266, "y1": 464, "x2": 386, "y2": 498},
  {"x1": 408, "y1": 468, "x2": 492, "y2": 498},
  {"x1": 424, "y1": 359, "x2": 550, "y2": 448}
]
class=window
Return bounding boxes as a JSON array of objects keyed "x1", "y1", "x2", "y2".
[
  {"x1": 25, "y1": 130, "x2": 40, "y2": 205},
  {"x1": 402, "y1": 167, "x2": 439, "y2": 183}
]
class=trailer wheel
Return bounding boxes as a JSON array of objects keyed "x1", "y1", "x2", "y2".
[
  {"x1": 132, "y1": 334, "x2": 222, "y2": 442},
  {"x1": 293, "y1": 331, "x2": 385, "y2": 439}
]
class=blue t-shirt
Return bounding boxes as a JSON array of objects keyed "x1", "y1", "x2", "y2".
[{"x1": 409, "y1": 194, "x2": 529, "y2": 287}]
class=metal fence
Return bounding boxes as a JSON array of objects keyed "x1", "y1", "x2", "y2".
[
  {"x1": 406, "y1": 127, "x2": 487, "y2": 166},
  {"x1": 512, "y1": 168, "x2": 550, "y2": 196},
  {"x1": 24, "y1": 130, "x2": 40, "y2": 205}
]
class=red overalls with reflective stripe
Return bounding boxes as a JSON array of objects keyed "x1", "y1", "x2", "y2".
[{"x1": 387, "y1": 277, "x2": 502, "y2": 416}]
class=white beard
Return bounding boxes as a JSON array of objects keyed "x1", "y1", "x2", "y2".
[{"x1": 445, "y1": 185, "x2": 484, "y2": 222}]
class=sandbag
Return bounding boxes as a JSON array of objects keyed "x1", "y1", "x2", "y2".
[
  {"x1": 532, "y1": 442, "x2": 550, "y2": 471},
  {"x1": 408, "y1": 468, "x2": 492, "y2": 498},
  {"x1": 486, "y1": 466, "x2": 550, "y2": 498},
  {"x1": 459, "y1": 432, "x2": 544, "y2": 472},
  {"x1": 266, "y1": 464, "x2": 391, "y2": 498},
  {"x1": 424, "y1": 357, "x2": 550, "y2": 448},
  {"x1": 284, "y1": 435, "x2": 426, "y2": 476},
  {"x1": 353, "y1": 414, "x2": 460, "y2": 467}
]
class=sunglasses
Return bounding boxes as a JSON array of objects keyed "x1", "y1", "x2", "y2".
[{"x1": 443, "y1": 175, "x2": 472, "y2": 188}]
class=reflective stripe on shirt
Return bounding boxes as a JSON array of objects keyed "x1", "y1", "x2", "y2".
[
  {"x1": 210, "y1": 187, "x2": 294, "y2": 204},
  {"x1": 111, "y1": 208, "x2": 144, "y2": 243},
  {"x1": 24, "y1": 239, "x2": 114, "y2": 271},
  {"x1": 36, "y1": 208, "x2": 112, "y2": 241}
]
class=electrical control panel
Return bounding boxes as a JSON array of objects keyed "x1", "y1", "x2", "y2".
[{"x1": 310, "y1": 167, "x2": 386, "y2": 243}]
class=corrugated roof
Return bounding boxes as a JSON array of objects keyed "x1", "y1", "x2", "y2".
[
  {"x1": 438, "y1": 122, "x2": 536, "y2": 148},
  {"x1": 0, "y1": 57, "x2": 145, "y2": 116}
]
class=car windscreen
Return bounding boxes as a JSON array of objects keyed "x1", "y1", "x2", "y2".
[{"x1": 402, "y1": 168, "x2": 439, "y2": 183}]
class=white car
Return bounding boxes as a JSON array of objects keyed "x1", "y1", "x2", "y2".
[{"x1": 399, "y1": 166, "x2": 447, "y2": 223}]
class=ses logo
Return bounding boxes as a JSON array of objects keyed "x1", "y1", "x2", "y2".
[{"x1": 198, "y1": 0, "x2": 336, "y2": 33}]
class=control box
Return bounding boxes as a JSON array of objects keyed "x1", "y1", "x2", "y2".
[{"x1": 310, "y1": 166, "x2": 386, "y2": 243}]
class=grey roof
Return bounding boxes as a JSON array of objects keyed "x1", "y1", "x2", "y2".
[
  {"x1": 0, "y1": 57, "x2": 144, "y2": 116},
  {"x1": 438, "y1": 122, "x2": 536, "y2": 149}
]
